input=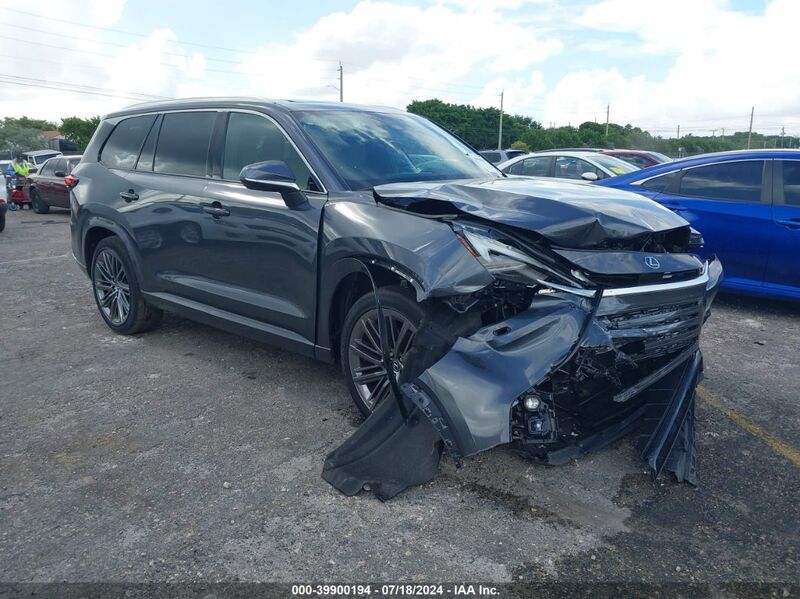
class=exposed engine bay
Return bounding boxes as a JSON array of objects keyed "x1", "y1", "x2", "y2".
[{"x1": 322, "y1": 180, "x2": 723, "y2": 500}]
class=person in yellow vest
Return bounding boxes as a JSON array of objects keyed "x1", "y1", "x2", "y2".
[
  {"x1": 11, "y1": 154, "x2": 30, "y2": 178},
  {"x1": 9, "y1": 154, "x2": 30, "y2": 210}
]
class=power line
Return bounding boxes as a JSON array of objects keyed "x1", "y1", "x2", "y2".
[
  {"x1": 0, "y1": 76, "x2": 174, "y2": 102},
  {"x1": 0, "y1": 72, "x2": 168, "y2": 100}
]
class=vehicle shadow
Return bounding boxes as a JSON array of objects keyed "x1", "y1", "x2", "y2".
[{"x1": 714, "y1": 291, "x2": 800, "y2": 317}]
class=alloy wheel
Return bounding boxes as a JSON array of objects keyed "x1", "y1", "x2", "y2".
[
  {"x1": 347, "y1": 308, "x2": 417, "y2": 411},
  {"x1": 93, "y1": 249, "x2": 131, "y2": 326}
]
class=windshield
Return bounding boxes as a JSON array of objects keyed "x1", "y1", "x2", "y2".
[
  {"x1": 590, "y1": 154, "x2": 640, "y2": 175},
  {"x1": 295, "y1": 110, "x2": 500, "y2": 190}
]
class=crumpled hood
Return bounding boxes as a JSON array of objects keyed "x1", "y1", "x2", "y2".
[{"x1": 373, "y1": 177, "x2": 689, "y2": 248}]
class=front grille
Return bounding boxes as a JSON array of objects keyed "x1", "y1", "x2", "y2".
[{"x1": 598, "y1": 299, "x2": 704, "y2": 361}]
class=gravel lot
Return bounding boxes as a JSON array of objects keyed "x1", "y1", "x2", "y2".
[{"x1": 1, "y1": 208, "x2": 799, "y2": 587}]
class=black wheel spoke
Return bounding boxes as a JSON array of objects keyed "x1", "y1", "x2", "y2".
[{"x1": 348, "y1": 306, "x2": 418, "y2": 412}]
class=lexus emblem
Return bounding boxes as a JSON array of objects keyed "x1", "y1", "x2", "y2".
[{"x1": 644, "y1": 256, "x2": 661, "y2": 269}]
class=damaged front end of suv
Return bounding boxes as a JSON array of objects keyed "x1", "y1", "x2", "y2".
[{"x1": 323, "y1": 177, "x2": 722, "y2": 500}]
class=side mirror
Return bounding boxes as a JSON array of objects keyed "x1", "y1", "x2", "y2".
[
  {"x1": 28, "y1": 167, "x2": 38, "y2": 174},
  {"x1": 580, "y1": 171, "x2": 599, "y2": 181},
  {"x1": 54, "y1": 170, "x2": 66, "y2": 178},
  {"x1": 239, "y1": 161, "x2": 308, "y2": 209}
]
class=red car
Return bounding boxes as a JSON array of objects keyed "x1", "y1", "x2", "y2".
[
  {"x1": 26, "y1": 155, "x2": 82, "y2": 214},
  {"x1": 601, "y1": 149, "x2": 671, "y2": 168}
]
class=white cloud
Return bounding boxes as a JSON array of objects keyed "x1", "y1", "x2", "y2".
[
  {"x1": 545, "y1": 0, "x2": 800, "y2": 135},
  {"x1": 237, "y1": 0, "x2": 562, "y2": 109}
]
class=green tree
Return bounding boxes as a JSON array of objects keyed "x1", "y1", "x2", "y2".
[{"x1": 59, "y1": 116, "x2": 101, "y2": 151}]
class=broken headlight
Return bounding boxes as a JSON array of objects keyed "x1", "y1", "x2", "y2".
[{"x1": 454, "y1": 224, "x2": 574, "y2": 288}]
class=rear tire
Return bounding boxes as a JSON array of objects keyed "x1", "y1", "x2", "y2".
[
  {"x1": 30, "y1": 189, "x2": 49, "y2": 214},
  {"x1": 0, "y1": 213, "x2": 5, "y2": 232},
  {"x1": 91, "y1": 236, "x2": 162, "y2": 335}
]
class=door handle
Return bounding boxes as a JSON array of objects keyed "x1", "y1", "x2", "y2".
[
  {"x1": 119, "y1": 189, "x2": 139, "y2": 202},
  {"x1": 202, "y1": 202, "x2": 230, "y2": 217},
  {"x1": 776, "y1": 219, "x2": 800, "y2": 230}
]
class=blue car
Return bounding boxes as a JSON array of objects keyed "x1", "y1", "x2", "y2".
[{"x1": 597, "y1": 149, "x2": 800, "y2": 301}]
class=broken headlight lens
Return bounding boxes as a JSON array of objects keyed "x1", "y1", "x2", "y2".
[{"x1": 455, "y1": 225, "x2": 563, "y2": 286}]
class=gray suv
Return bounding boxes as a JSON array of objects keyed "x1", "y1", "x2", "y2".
[{"x1": 71, "y1": 98, "x2": 722, "y2": 498}]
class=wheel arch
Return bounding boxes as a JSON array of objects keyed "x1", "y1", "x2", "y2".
[{"x1": 81, "y1": 215, "x2": 145, "y2": 286}]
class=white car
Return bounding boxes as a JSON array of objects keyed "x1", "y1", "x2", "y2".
[{"x1": 498, "y1": 150, "x2": 639, "y2": 182}]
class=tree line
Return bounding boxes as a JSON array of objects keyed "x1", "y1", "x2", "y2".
[
  {"x1": 0, "y1": 116, "x2": 100, "y2": 158},
  {"x1": 407, "y1": 99, "x2": 799, "y2": 157},
  {"x1": 3, "y1": 102, "x2": 797, "y2": 160}
]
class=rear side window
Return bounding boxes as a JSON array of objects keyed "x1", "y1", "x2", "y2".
[
  {"x1": 67, "y1": 158, "x2": 81, "y2": 173},
  {"x1": 222, "y1": 112, "x2": 312, "y2": 189},
  {"x1": 780, "y1": 161, "x2": 800, "y2": 206},
  {"x1": 555, "y1": 156, "x2": 600, "y2": 180},
  {"x1": 101, "y1": 115, "x2": 156, "y2": 170},
  {"x1": 679, "y1": 161, "x2": 763, "y2": 202},
  {"x1": 154, "y1": 112, "x2": 215, "y2": 177}
]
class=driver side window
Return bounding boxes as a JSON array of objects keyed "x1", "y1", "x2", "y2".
[{"x1": 222, "y1": 112, "x2": 314, "y2": 190}]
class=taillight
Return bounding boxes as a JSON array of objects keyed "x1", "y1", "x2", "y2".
[{"x1": 64, "y1": 175, "x2": 79, "y2": 189}]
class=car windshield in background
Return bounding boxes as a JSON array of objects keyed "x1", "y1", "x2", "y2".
[
  {"x1": 296, "y1": 110, "x2": 500, "y2": 190},
  {"x1": 647, "y1": 151, "x2": 672, "y2": 163},
  {"x1": 590, "y1": 154, "x2": 640, "y2": 175}
]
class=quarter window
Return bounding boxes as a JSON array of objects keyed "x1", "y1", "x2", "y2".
[
  {"x1": 101, "y1": 115, "x2": 156, "y2": 170},
  {"x1": 154, "y1": 112, "x2": 216, "y2": 177},
  {"x1": 780, "y1": 161, "x2": 800, "y2": 206},
  {"x1": 679, "y1": 161, "x2": 763, "y2": 202},
  {"x1": 641, "y1": 173, "x2": 673, "y2": 192},
  {"x1": 222, "y1": 112, "x2": 313, "y2": 189}
]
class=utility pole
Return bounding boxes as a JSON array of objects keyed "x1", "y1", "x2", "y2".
[
  {"x1": 677, "y1": 124, "x2": 680, "y2": 139},
  {"x1": 747, "y1": 106, "x2": 754, "y2": 149},
  {"x1": 781, "y1": 126, "x2": 785, "y2": 148},
  {"x1": 604, "y1": 104, "x2": 610, "y2": 137},
  {"x1": 721, "y1": 127, "x2": 725, "y2": 141},
  {"x1": 338, "y1": 61, "x2": 343, "y2": 103},
  {"x1": 497, "y1": 90, "x2": 504, "y2": 150}
]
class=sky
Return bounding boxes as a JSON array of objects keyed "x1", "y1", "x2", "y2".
[{"x1": 0, "y1": 0, "x2": 797, "y2": 138}]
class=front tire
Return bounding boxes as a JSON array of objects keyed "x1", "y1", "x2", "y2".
[
  {"x1": 340, "y1": 287, "x2": 422, "y2": 417},
  {"x1": 91, "y1": 237, "x2": 162, "y2": 334},
  {"x1": 30, "y1": 189, "x2": 49, "y2": 214}
]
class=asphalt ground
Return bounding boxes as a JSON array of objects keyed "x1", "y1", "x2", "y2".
[{"x1": 1, "y1": 207, "x2": 798, "y2": 591}]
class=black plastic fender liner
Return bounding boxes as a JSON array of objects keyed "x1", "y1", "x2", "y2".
[
  {"x1": 321, "y1": 399, "x2": 443, "y2": 501},
  {"x1": 637, "y1": 349, "x2": 703, "y2": 485}
]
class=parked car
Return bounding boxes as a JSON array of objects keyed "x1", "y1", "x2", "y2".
[
  {"x1": 598, "y1": 149, "x2": 800, "y2": 301},
  {"x1": 22, "y1": 150, "x2": 63, "y2": 172},
  {"x1": 71, "y1": 99, "x2": 721, "y2": 498},
  {"x1": 498, "y1": 150, "x2": 639, "y2": 181},
  {"x1": 27, "y1": 155, "x2": 82, "y2": 214},
  {"x1": 602, "y1": 149, "x2": 672, "y2": 168},
  {"x1": 479, "y1": 149, "x2": 526, "y2": 164},
  {"x1": 0, "y1": 193, "x2": 6, "y2": 231}
]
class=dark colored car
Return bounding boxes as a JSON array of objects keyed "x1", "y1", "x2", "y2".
[
  {"x1": 71, "y1": 99, "x2": 722, "y2": 498},
  {"x1": 0, "y1": 194, "x2": 6, "y2": 231},
  {"x1": 27, "y1": 155, "x2": 82, "y2": 214},
  {"x1": 602, "y1": 149, "x2": 672, "y2": 168},
  {"x1": 598, "y1": 149, "x2": 799, "y2": 301}
]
